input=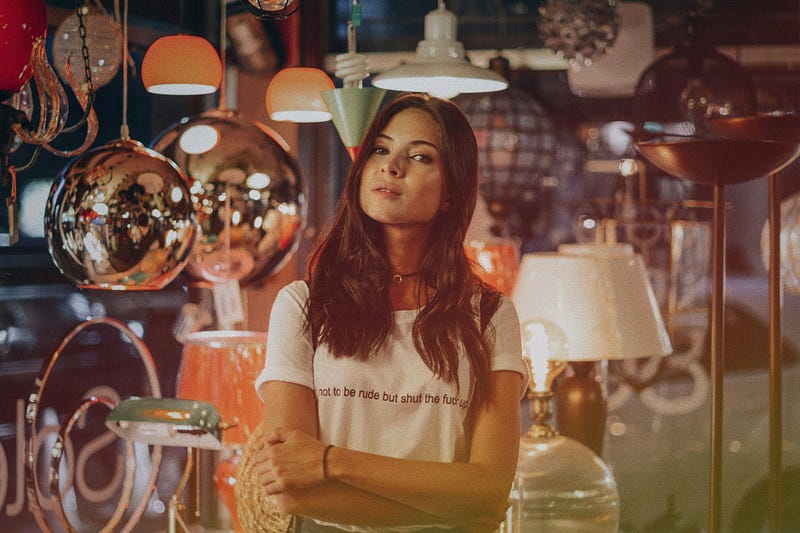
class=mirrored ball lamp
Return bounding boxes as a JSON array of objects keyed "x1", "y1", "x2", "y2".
[
  {"x1": 151, "y1": 108, "x2": 304, "y2": 286},
  {"x1": 371, "y1": 1, "x2": 507, "y2": 99},
  {"x1": 142, "y1": 35, "x2": 223, "y2": 96},
  {"x1": 510, "y1": 253, "x2": 626, "y2": 532},
  {"x1": 266, "y1": 67, "x2": 335, "y2": 123},
  {"x1": 45, "y1": 138, "x2": 197, "y2": 290}
]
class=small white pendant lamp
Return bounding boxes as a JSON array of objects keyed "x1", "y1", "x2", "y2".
[{"x1": 371, "y1": 1, "x2": 507, "y2": 99}]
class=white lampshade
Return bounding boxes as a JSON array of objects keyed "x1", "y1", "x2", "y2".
[
  {"x1": 371, "y1": 2, "x2": 507, "y2": 99},
  {"x1": 512, "y1": 243, "x2": 672, "y2": 362}
]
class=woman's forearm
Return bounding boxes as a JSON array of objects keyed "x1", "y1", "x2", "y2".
[
  {"x1": 323, "y1": 447, "x2": 510, "y2": 522},
  {"x1": 323, "y1": 371, "x2": 522, "y2": 522},
  {"x1": 274, "y1": 481, "x2": 447, "y2": 527},
  {"x1": 257, "y1": 373, "x2": 522, "y2": 526}
]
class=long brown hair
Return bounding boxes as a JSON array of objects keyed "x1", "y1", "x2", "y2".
[{"x1": 305, "y1": 93, "x2": 500, "y2": 403}]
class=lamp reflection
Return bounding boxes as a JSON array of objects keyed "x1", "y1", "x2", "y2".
[{"x1": 180, "y1": 125, "x2": 220, "y2": 154}]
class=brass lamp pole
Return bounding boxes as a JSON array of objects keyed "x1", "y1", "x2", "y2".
[
  {"x1": 705, "y1": 114, "x2": 800, "y2": 532},
  {"x1": 635, "y1": 137, "x2": 800, "y2": 532}
]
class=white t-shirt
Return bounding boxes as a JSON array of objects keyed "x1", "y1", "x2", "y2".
[{"x1": 255, "y1": 280, "x2": 527, "y2": 527}]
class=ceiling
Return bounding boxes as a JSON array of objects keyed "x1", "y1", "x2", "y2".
[{"x1": 44, "y1": 0, "x2": 800, "y2": 52}]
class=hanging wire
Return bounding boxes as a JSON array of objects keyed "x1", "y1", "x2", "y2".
[
  {"x1": 218, "y1": 0, "x2": 227, "y2": 109},
  {"x1": 178, "y1": 0, "x2": 185, "y2": 34},
  {"x1": 120, "y1": 0, "x2": 129, "y2": 139}
]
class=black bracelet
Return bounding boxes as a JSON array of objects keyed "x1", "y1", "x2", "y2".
[{"x1": 322, "y1": 444, "x2": 334, "y2": 481}]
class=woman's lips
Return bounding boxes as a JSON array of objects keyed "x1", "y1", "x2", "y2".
[{"x1": 373, "y1": 184, "x2": 400, "y2": 196}]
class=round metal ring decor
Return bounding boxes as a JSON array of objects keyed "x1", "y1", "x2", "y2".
[
  {"x1": 49, "y1": 395, "x2": 137, "y2": 533},
  {"x1": 24, "y1": 317, "x2": 162, "y2": 533}
]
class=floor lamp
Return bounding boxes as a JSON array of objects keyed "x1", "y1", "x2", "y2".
[
  {"x1": 695, "y1": 113, "x2": 800, "y2": 531},
  {"x1": 634, "y1": 137, "x2": 800, "y2": 531}
]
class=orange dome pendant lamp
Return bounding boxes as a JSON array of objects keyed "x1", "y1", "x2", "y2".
[{"x1": 142, "y1": 34, "x2": 222, "y2": 95}]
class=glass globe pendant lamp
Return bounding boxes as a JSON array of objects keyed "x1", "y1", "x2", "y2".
[
  {"x1": 45, "y1": 138, "x2": 197, "y2": 290},
  {"x1": 45, "y1": 0, "x2": 197, "y2": 290},
  {"x1": 456, "y1": 57, "x2": 557, "y2": 237},
  {"x1": 150, "y1": 0, "x2": 305, "y2": 287},
  {"x1": 633, "y1": 11, "x2": 756, "y2": 139}
]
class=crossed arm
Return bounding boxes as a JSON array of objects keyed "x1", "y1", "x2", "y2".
[{"x1": 254, "y1": 370, "x2": 523, "y2": 530}]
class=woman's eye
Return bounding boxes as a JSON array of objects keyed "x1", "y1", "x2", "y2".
[
  {"x1": 411, "y1": 153, "x2": 432, "y2": 163},
  {"x1": 373, "y1": 146, "x2": 388, "y2": 155}
]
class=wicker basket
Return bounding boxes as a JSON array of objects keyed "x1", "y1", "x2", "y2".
[{"x1": 235, "y1": 420, "x2": 293, "y2": 533}]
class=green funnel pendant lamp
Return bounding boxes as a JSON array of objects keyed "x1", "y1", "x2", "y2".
[
  {"x1": 322, "y1": 87, "x2": 384, "y2": 160},
  {"x1": 323, "y1": 15, "x2": 385, "y2": 160}
]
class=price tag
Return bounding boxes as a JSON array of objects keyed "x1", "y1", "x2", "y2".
[
  {"x1": 212, "y1": 279, "x2": 245, "y2": 329},
  {"x1": 172, "y1": 302, "x2": 214, "y2": 343}
]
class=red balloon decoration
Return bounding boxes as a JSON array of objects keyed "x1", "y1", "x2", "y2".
[{"x1": 0, "y1": 0, "x2": 48, "y2": 93}]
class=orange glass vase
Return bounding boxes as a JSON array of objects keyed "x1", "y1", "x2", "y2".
[{"x1": 177, "y1": 331, "x2": 267, "y2": 447}]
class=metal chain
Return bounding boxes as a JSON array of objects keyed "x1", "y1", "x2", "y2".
[
  {"x1": 61, "y1": 0, "x2": 96, "y2": 134},
  {"x1": 75, "y1": 1, "x2": 94, "y2": 94}
]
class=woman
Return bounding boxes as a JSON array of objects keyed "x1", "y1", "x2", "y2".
[{"x1": 254, "y1": 93, "x2": 527, "y2": 532}]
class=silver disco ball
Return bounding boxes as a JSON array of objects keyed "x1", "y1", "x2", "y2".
[
  {"x1": 538, "y1": 0, "x2": 619, "y2": 66},
  {"x1": 46, "y1": 138, "x2": 197, "y2": 290},
  {"x1": 151, "y1": 108, "x2": 304, "y2": 286}
]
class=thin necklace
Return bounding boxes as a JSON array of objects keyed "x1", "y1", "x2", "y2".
[{"x1": 392, "y1": 270, "x2": 421, "y2": 284}]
